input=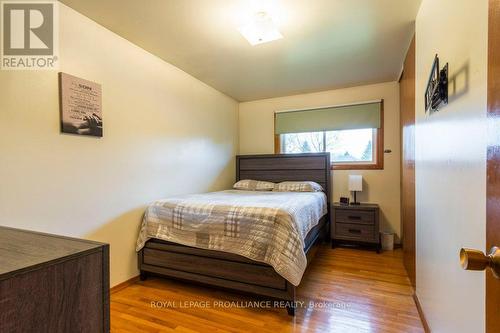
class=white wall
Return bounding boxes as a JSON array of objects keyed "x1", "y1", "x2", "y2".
[
  {"x1": 415, "y1": 0, "x2": 488, "y2": 331},
  {"x1": 239, "y1": 82, "x2": 401, "y2": 239},
  {"x1": 0, "y1": 4, "x2": 238, "y2": 286}
]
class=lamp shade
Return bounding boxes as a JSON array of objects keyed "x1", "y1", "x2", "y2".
[{"x1": 348, "y1": 175, "x2": 363, "y2": 192}]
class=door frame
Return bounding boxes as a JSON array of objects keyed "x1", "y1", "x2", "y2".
[
  {"x1": 400, "y1": 36, "x2": 416, "y2": 289},
  {"x1": 486, "y1": 1, "x2": 500, "y2": 332}
]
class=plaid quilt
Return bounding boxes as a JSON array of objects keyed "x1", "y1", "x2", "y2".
[{"x1": 136, "y1": 190, "x2": 327, "y2": 286}]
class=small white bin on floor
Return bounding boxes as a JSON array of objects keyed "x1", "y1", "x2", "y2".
[{"x1": 381, "y1": 232, "x2": 394, "y2": 251}]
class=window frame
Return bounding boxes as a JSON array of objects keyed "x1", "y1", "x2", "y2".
[{"x1": 274, "y1": 100, "x2": 384, "y2": 170}]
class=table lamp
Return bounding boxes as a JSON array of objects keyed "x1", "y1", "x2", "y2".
[{"x1": 348, "y1": 175, "x2": 363, "y2": 205}]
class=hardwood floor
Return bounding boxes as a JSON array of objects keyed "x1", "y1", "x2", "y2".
[{"x1": 111, "y1": 245, "x2": 424, "y2": 332}]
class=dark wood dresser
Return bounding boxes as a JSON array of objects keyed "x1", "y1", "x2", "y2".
[
  {"x1": 0, "y1": 226, "x2": 109, "y2": 333},
  {"x1": 331, "y1": 203, "x2": 381, "y2": 252}
]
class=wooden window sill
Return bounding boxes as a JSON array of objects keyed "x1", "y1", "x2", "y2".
[{"x1": 332, "y1": 163, "x2": 383, "y2": 170}]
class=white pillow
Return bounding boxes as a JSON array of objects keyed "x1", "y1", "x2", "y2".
[
  {"x1": 233, "y1": 179, "x2": 275, "y2": 191},
  {"x1": 273, "y1": 181, "x2": 323, "y2": 192}
]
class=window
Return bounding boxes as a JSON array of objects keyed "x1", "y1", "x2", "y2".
[
  {"x1": 274, "y1": 101, "x2": 384, "y2": 170},
  {"x1": 326, "y1": 128, "x2": 374, "y2": 163}
]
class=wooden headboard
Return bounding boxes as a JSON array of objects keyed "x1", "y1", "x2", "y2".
[{"x1": 236, "y1": 153, "x2": 331, "y2": 205}]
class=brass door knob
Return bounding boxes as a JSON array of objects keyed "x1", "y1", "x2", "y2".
[{"x1": 460, "y1": 246, "x2": 500, "y2": 279}]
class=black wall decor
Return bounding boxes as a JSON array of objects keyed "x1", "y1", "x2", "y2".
[{"x1": 425, "y1": 54, "x2": 448, "y2": 113}]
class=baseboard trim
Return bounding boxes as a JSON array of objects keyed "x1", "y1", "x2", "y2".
[
  {"x1": 413, "y1": 293, "x2": 431, "y2": 333},
  {"x1": 110, "y1": 275, "x2": 140, "y2": 294}
]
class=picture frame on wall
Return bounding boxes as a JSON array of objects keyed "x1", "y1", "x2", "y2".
[
  {"x1": 424, "y1": 54, "x2": 448, "y2": 114},
  {"x1": 59, "y1": 72, "x2": 103, "y2": 137}
]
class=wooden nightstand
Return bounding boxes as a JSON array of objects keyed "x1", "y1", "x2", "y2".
[{"x1": 331, "y1": 203, "x2": 381, "y2": 253}]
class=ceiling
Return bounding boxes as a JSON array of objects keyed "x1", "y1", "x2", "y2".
[{"x1": 60, "y1": 0, "x2": 421, "y2": 102}]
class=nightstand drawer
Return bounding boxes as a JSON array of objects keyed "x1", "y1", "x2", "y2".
[
  {"x1": 335, "y1": 223, "x2": 375, "y2": 241},
  {"x1": 335, "y1": 209, "x2": 375, "y2": 225}
]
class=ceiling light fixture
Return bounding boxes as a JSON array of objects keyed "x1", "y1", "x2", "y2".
[{"x1": 238, "y1": 11, "x2": 283, "y2": 46}]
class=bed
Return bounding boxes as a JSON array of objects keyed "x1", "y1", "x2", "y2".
[{"x1": 137, "y1": 153, "x2": 331, "y2": 315}]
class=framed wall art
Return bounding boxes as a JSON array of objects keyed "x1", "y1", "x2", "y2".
[{"x1": 59, "y1": 72, "x2": 102, "y2": 137}]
